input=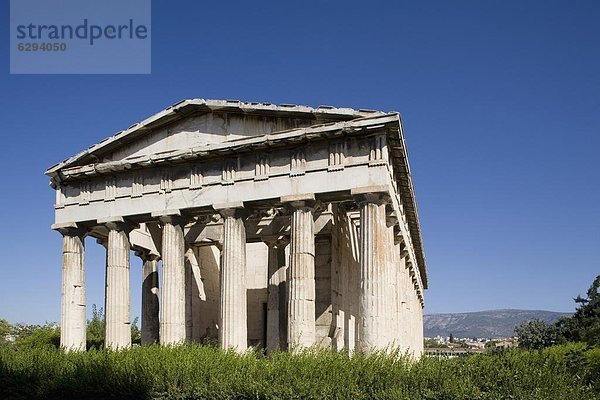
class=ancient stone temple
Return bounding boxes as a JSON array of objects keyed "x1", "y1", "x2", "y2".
[{"x1": 46, "y1": 99, "x2": 427, "y2": 355}]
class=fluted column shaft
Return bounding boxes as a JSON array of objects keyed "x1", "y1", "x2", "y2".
[
  {"x1": 397, "y1": 251, "x2": 408, "y2": 350},
  {"x1": 59, "y1": 227, "x2": 86, "y2": 351},
  {"x1": 160, "y1": 217, "x2": 186, "y2": 345},
  {"x1": 141, "y1": 253, "x2": 160, "y2": 345},
  {"x1": 357, "y1": 195, "x2": 388, "y2": 352},
  {"x1": 266, "y1": 240, "x2": 286, "y2": 354},
  {"x1": 406, "y1": 261, "x2": 417, "y2": 355},
  {"x1": 390, "y1": 234, "x2": 401, "y2": 348},
  {"x1": 383, "y1": 224, "x2": 394, "y2": 348},
  {"x1": 219, "y1": 209, "x2": 247, "y2": 351},
  {"x1": 287, "y1": 205, "x2": 316, "y2": 349},
  {"x1": 416, "y1": 303, "x2": 424, "y2": 356},
  {"x1": 105, "y1": 223, "x2": 132, "y2": 349}
]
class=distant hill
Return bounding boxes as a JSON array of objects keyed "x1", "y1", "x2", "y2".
[{"x1": 424, "y1": 309, "x2": 572, "y2": 339}]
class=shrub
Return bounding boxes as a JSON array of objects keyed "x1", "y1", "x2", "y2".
[
  {"x1": 0, "y1": 344, "x2": 598, "y2": 400},
  {"x1": 0, "y1": 320, "x2": 11, "y2": 346},
  {"x1": 515, "y1": 319, "x2": 561, "y2": 349},
  {"x1": 12, "y1": 324, "x2": 60, "y2": 349}
]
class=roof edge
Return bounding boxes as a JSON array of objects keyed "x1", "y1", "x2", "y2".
[
  {"x1": 48, "y1": 113, "x2": 399, "y2": 179},
  {"x1": 46, "y1": 99, "x2": 388, "y2": 175}
]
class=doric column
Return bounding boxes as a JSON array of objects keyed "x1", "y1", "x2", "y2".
[
  {"x1": 416, "y1": 302, "x2": 424, "y2": 356},
  {"x1": 382, "y1": 219, "x2": 396, "y2": 349},
  {"x1": 399, "y1": 243, "x2": 410, "y2": 351},
  {"x1": 104, "y1": 220, "x2": 133, "y2": 350},
  {"x1": 406, "y1": 260, "x2": 416, "y2": 355},
  {"x1": 158, "y1": 214, "x2": 186, "y2": 345},
  {"x1": 353, "y1": 189, "x2": 390, "y2": 352},
  {"x1": 265, "y1": 238, "x2": 287, "y2": 354},
  {"x1": 139, "y1": 251, "x2": 160, "y2": 345},
  {"x1": 216, "y1": 204, "x2": 248, "y2": 351},
  {"x1": 56, "y1": 225, "x2": 87, "y2": 351},
  {"x1": 282, "y1": 194, "x2": 316, "y2": 350},
  {"x1": 391, "y1": 230, "x2": 402, "y2": 348}
]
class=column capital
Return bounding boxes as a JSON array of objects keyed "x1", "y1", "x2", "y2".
[
  {"x1": 52, "y1": 222, "x2": 86, "y2": 238},
  {"x1": 262, "y1": 236, "x2": 289, "y2": 248},
  {"x1": 97, "y1": 217, "x2": 138, "y2": 233},
  {"x1": 151, "y1": 210, "x2": 187, "y2": 227},
  {"x1": 214, "y1": 202, "x2": 248, "y2": 219},
  {"x1": 281, "y1": 193, "x2": 317, "y2": 210},
  {"x1": 351, "y1": 186, "x2": 391, "y2": 206},
  {"x1": 135, "y1": 249, "x2": 160, "y2": 262}
]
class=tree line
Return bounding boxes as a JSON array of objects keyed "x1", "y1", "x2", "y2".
[
  {"x1": 0, "y1": 304, "x2": 140, "y2": 349},
  {"x1": 516, "y1": 275, "x2": 600, "y2": 349}
]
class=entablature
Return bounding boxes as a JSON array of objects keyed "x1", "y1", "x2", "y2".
[{"x1": 47, "y1": 104, "x2": 428, "y2": 289}]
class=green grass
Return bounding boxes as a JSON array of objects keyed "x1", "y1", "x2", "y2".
[{"x1": 0, "y1": 343, "x2": 598, "y2": 400}]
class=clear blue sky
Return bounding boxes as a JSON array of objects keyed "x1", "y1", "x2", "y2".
[{"x1": 1, "y1": 1, "x2": 598, "y2": 324}]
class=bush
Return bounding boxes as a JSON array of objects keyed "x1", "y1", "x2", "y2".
[
  {"x1": 0, "y1": 344, "x2": 598, "y2": 400},
  {"x1": 0, "y1": 320, "x2": 11, "y2": 346},
  {"x1": 85, "y1": 305, "x2": 141, "y2": 349},
  {"x1": 515, "y1": 319, "x2": 561, "y2": 349},
  {"x1": 12, "y1": 324, "x2": 60, "y2": 349}
]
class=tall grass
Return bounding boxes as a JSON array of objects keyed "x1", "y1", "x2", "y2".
[{"x1": 0, "y1": 343, "x2": 598, "y2": 400}]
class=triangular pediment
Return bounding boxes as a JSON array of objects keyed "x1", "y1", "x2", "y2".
[
  {"x1": 102, "y1": 112, "x2": 323, "y2": 163},
  {"x1": 47, "y1": 99, "x2": 382, "y2": 174}
]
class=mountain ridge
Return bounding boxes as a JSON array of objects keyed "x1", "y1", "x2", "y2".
[{"x1": 423, "y1": 309, "x2": 572, "y2": 338}]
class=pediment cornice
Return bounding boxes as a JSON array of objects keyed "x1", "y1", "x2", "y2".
[
  {"x1": 50, "y1": 113, "x2": 399, "y2": 182},
  {"x1": 46, "y1": 99, "x2": 387, "y2": 176}
]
